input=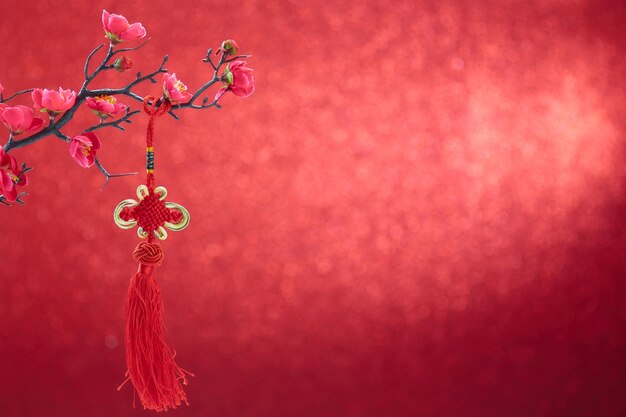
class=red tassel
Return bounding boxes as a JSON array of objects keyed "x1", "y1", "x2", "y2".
[{"x1": 119, "y1": 241, "x2": 191, "y2": 411}]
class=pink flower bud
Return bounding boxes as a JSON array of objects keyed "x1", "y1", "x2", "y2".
[
  {"x1": 217, "y1": 39, "x2": 239, "y2": 56},
  {"x1": 114, "y1": 56, "x2": 133, "y2": 72}
]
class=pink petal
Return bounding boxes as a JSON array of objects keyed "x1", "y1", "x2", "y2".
[
  {"x1": 76, "y1": 152, "x2": 91, "y2": 168},
  {"x1": 69, "y1": 144, "x2": 90, "y2": 168},
  {"x1": 1, "y1": 172, "x2": 16, "y2": 201},
  {"x1": 107, "y1": 14, "x2": 130, "y2": 35},
  {"x1": 28, "y1": 117, "x2": 44, "y2": 132},
  {"x1": 17, "y1": 105, "x2": 34, "y2": 125},
  {"x1": 74, "y1": 135, "x2": 90, "y2": 147},
  {"x1": 5, "y1": 152, "x2": 18, "y2": 172},
  {"x1": 233, "y1": 73, "x2": 251, "y2": 90},
  {"x1": 59, "y1": 90, "x2": 76, "y2": 110},
  {"x1": 69, "y1": 138, "x2": 80, "y2": 155},
  {"x1": 100, "y1": 102, "x2": 116, "y2": 114},
  {"x1": 165, "y1": 73, "x2": 176, "y2": 90},
  {"x1": 2, "y1": 107, "x2": 25, "y2": 132},
  {"x1": 31, "y1": 89, "x2": 43, "y2": 108},
  {"x1": 42, "y1": 90, "x2": 65, "y2": 111},
  {"x1": 83, "y1": 132, "x2": 101, "y2": 150},
  {"x1": 169, "y1": 89, "x2": 182, "y2": 101},
  {"x1": 120, "y1": 23, "x2": 146, "y2": 41},
  {"x1": 2, "y1": 186, "x2": 17, "y2": 202},
  {"x1": 102, "y1": 10, "x2": 111, "y2": 30},
  {"x1": 113, "y1": 103, "x2": 127, "y2": 114},
  {"x1": 215, "y1": 87, "x2": 228, "y2": 101},
  {"x1": 86, "y1": 97, "x2": 98, "y2": 111}
]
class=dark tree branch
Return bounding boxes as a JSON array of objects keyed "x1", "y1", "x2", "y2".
[{"x1": 2, "y1": 46, "x2": 235, "y2": 153}]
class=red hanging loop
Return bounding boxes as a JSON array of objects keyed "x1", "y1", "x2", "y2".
[{"x1": 142, "y1": 96, "x2": 171, "y2": 190}]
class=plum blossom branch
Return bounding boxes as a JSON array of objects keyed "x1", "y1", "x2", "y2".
[
  {"x1": 2, "y1": 47, "x2": 247, "y2": 152},
  {"x1": 0, "y1": 11, "x2": 255, "y2": 205},
  {"x1": 2, "y1": 48, "x2": 166, "y2": 154}
]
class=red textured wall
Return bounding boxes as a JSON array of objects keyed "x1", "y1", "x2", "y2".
[{"x1": 1, "y1": 1, "x2": 626, "y2": 416}]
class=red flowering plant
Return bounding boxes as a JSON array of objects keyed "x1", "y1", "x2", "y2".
[{"x1": 0, "y1": 9, "x2": 254, "y2": 206}]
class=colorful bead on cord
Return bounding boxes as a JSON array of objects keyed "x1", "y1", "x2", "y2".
[{"x1": 113, "y1": 95, "x2": 192, "y2": 412}]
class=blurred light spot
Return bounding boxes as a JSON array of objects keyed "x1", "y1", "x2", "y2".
[{"x1": 105, "y1": 334, "x2": 118, "y2": 349}]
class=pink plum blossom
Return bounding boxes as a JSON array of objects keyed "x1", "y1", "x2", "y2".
[
  {"x1": 215, "y1": 60, "x2": 255, "y2": 100},
  {"x1": 86, "y1": 95, "x2": 127, "y2": 119},
  {"x1": 162, "y1": 73, "x2": 192, "y2": 103},
  {"x1": 102, "y1": 10, "x2": 146, "y2": 44},
  {"x1": 0, "y1": 148, "x2": 28, "y2": 202},
  {"x1": 0, "y1": 105, "x2": 44, "y2": 135},
  {"x1": 32, "y1": 88, "x2": 76, "y2": 114},
  {"x1": 69, "y1": 132, "x2": 101, "y2": 168}
]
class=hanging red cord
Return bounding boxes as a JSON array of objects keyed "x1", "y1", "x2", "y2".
[{"x1": 113, "y1": 96, "x2": 192, "y2": 411}]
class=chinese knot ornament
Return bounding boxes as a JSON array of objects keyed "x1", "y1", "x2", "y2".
[{"x1": 113, "y1": 96, "x2": 192, "y2": 411}]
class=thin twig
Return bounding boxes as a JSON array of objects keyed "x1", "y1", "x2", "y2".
[
  {"x1": 191, "y1": 50, "x2": 227, "y2": 103},
  {"x1": 85, "y1": 109, "x2": 140, "y2": 132},
  {"x1": 224, "y1": 54, "x2": 251, "y2": 63},
  {"x1": 0, "y1": 88, "x2": 34, "y2": 104},
  {"x1": 203, "y1": 49, "x2": 218, "y2": 70},
  {"x1": 169, "y1": 50, "x2": 230, "y2": 117},
  {"x1": 111, "y1": 38, "x2": 151, "y2": 56},
  {"x1": 94, "y1": 157, "x2": 137, "y2": 190},
  {"x1": 84, "y1": 44, "x2": 105, "y2": 79}
]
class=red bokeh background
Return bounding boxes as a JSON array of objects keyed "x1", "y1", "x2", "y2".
[{"x1": 1, "y1": 1, "x2": 626, "y2": 416}]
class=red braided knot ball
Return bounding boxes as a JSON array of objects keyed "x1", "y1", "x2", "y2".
[{"x1": 133, "y1": 242, "x2": 164, "y2": 266}]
